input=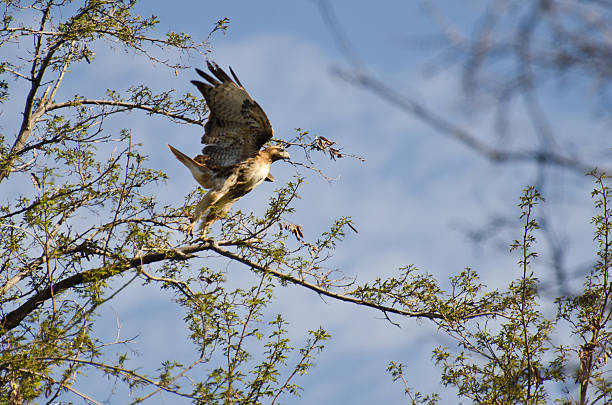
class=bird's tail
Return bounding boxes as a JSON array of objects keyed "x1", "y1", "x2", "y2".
[{"x1": 168, "y1": 144, "x2": 213, "y2": 188}]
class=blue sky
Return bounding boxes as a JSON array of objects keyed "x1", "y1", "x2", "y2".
[{"x1": 3, "y1": 0, "x2": 610, "y2": 403}]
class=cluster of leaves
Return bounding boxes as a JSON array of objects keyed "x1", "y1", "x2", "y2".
[
  {"x1": 160, "y1": 269, "x2": 330, "y2": 403},
  {"x1": 385, "y1": 177, "x2": 612, "y2": 405},
  {"x1": 0, "y1": 1, "x2": 349, "y2": 403}
]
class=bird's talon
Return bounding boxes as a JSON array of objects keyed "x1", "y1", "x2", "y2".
[{"x1": 184, "y1": 223, "x2": 195, "y2": 237}]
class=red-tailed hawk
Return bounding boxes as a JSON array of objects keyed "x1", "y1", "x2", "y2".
[{"x1": 168, "y1": 62, "x2": 290, "y2": 236}]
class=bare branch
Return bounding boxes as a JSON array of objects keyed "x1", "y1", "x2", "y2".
[
  {"x1": 333, "y1": 67, "x2": 603, "y2": 174},
  {"x1": 21, "y1": 369, "x2": 101, "y2": 405},
  {"x1": 44, "y1": 98, "x2": 203, "y2": 125}
]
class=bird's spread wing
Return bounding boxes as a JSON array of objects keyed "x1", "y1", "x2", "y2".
[{"x1": 191, "y1": 61, "x2": 274, "y2": 169}]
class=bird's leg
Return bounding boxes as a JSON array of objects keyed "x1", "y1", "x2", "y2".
[
  {"x1": 198, "y1": 206, "x2": 221, "y2": 237},
  {"x1": 198, "y1": 223, "x2": 211, "y2": 240},
  {"x1": 187, "y1": 190, "x2": 223, "y2": 237},
  {"x1": 198, "y1": 197, "x2": 234, "y2": 238},
  {"x1": 197, "y1": 207, "x2": 228, "y2": 240},
  {"x1": 199, "y1": 214, "x2": 216, "y2": 237}
]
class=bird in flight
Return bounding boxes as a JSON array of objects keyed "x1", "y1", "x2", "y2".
[{"x1": 168, "y1": 61, "x2": 290, "y2": 237}]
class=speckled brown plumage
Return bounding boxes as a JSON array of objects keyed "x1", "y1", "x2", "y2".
[
  {"x1": 191, "y1": 62, "x2": 274, "y2": 169},
  {"x1": 168, "y1": 62, "x2": 290, "y2": 237}
]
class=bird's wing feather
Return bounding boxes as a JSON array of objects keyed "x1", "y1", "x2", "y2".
[{"x1": 191, "y1": 61, "x2": 273, "y2": 169}]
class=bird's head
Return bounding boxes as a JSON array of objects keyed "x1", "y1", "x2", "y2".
[{"x1": 266, "y1": 145, "x2": 290, "y2": 162}]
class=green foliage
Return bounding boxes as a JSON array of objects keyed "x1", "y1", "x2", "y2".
[
  {"x1": 383, "y1": 180, "x2": 611, "y2": 405},
  {"x1": 424, "y1": 189, "x2": 555, "y2": 404},
  {"x1": 0, "y1": 1, "x2": 334, "y2": 403},
  {"x1": 213, "y1": 17, "x2": 231, "y2": 35},
  {"x1": 130, "y1": 270, "x2": 330, "y2": 403},
  {"x1": 388, "y1": 361, "x2": 440, "y2": 405},
  {"x1": 555, "y1": 171, "x2": 612, "y2": 404}
]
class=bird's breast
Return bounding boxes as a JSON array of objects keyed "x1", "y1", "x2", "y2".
[
  {"x1": 244, "y1": 160, "x2": 270, "y2": 188},
  {"x1": 225, "y1": 159, "x2": 270, "y2": 200}
]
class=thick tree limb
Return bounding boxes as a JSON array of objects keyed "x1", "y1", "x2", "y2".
[
  {"x1": 2, "y1": 239, "x2": 501, "y2": 334},
  {"x1": 0, "y1": 243, "x2": 211, "y2": 332},
  {"x1": 0, "y1": 2, "x2": 99, "y2": 183}
]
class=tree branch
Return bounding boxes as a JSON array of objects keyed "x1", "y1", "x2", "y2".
[
  {"x1": 44, "y1": 99, "x2": 203, "y2": 125},
  {"x1": 20, "y1": 368, "x2": 101, "y2": 405},
  {"x1": 207, "y1": 243, "x2": 498, "y2": 321},
  {"x1": 2, "y1": 237, "x2": 501, "y2": 334},
  {"x1": 333, "y1": 67, "x2": 603, "y2": 175},
  {"x1": 0, "y1": 1, "x2": 88, "y2": 183},
  {"x1": 0, "y1": 242, "x2": 213, "y2": 332},
  {"x1": 316, "y1": 0, "x2": 607, "y2": 176}
]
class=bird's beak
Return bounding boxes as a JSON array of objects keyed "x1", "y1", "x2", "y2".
[{"x1": 280, "y1": 150, "x2": 290, "y2": 160}]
